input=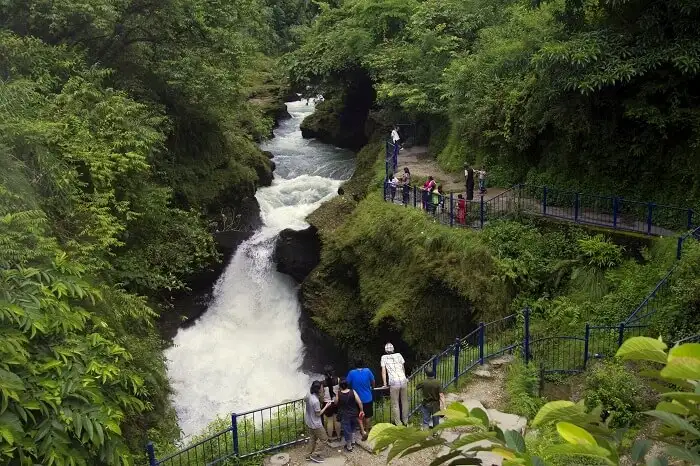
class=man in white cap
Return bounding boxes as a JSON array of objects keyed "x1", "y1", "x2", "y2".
[{"x1": 380, "y1": 342, "x2": 408, "y2": 425}]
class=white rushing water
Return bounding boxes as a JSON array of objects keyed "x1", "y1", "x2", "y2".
[{"x1": 166, "y1": 101, "x2": 355, "y2": 437}]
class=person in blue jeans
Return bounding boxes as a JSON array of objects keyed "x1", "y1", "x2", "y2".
[
  {"x1": 416, "y1": 368, "x2": 444, "y2": 429},
  {"x1": 346, "y1": 359, "x2": 375, "y2": 440},
  {"x1": 335, "y1": 378, "x2": 364, "y2": 452}
]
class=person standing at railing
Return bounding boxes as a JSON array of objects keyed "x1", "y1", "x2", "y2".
[
  {"x1": 380, "y1": 343, "x2": 409, "y2": 426},
  {"x1": 401, "y1": 167, "x2": 411, "y2": 206},
  {"x1": 476, "y1": 168, "x2": 487, "y2": 194},
  {"x1": 422, "y1": 176, "x2": 436, "y2": 210},
  {"x1": 335, "y1": 378, "x2": 364, "y2": 452},
  {"x1": 346, "y1": 358, "x2": 375, "y2": 441},
  {"x1": 457, "y1": 194, "x2": 467, "y2": 224},
  {"x1": 391, "y1": 125, "x2": 403, "y2": 151},
  {"x1": 322, "y1": 366, "x2": 341, "y2": 442},
  {"x1": 430, "y1": 185, "x2": 441, "y2": 216},
  {"x1": 465, "y1": 164, "x2": 475, "y2": 201},
  {"x1": 305, "y1": 381, "x2": 332, "y2": 463},
  {"x1": 388, "y1": 173, "x2": 399, "y2": 202},
  {"x1": 416, "y1": 368, "x2": 445, "y2": 430}
]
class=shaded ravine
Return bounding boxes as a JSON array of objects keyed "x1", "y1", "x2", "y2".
[{"x1": 165, "y1": 101, "x2": 355, "y2": 437}]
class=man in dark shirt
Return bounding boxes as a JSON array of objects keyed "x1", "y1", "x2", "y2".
[{"x1": 416, "y1": 368, "x2": 444, "y2": 429}]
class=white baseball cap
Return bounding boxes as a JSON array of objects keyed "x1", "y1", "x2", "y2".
[{"x1": 385, "y1": 343, "x2": 394, "y2": 353}]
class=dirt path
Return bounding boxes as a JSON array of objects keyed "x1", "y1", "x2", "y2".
[{"x1": 395, "y1": 146, "x2": 506, "y2": 199}]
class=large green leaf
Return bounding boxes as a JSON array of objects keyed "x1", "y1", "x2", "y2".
[
  {"x1": 503, "y1": 430, "x2": 526, "y2": 453},
  {"x1": 655, "y1": 401, "x2": 689, "y2": 416},
  {"x1": 368, "y1": 422, "x2": 403, "y2": 452},
  {"x1": 532, "y1": 401, "x2": 588, "y2": 426},
  {"x1": 469, "y1": 407, "x2": 490, "y2": 427},
  {"x1": 668, "y1": 343, "x2": 700, "y2": 361},
  {"x1": 556, "y1": 422, "x2": 597, "y2": 446},
  {"x1": 387, "y1": 429, "x2": 432, "y2": 462},
  {"x1": 399, "y1": 438, "x2": 446, "y2": 459},
  {"x1": 616, "y1": 337, "x2": 668, "y2": 364},
  {"x1": 631, "y1": 439, "x2": 651, "y2": 462},
  {"x1": 0, "y1": 369, "x2": 25, "y2": 392},
  {"x1": 542, "y1": 444, "x2": 613, "y2": 464},
  {"x1": 660, "y1": 391, "x2": 700, "y2": 403},
  {"x1": 451, "y1": 431, "x2": 501, "y2": 450},
  {"x1": 642, "y1": 410, "x2": 700, "y2": 437},
  {"x1": 429, "y1": 450, "x2": 462, "y2": 466},
  {"x1": 660, "y1": 358, "x2": 700, "y2": 380},
  {"x1": 664, "y1": 445, "x2": 700, "y2": 464}
]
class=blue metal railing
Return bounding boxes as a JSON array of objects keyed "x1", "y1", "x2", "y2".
[
  {"x1": 529, "y1": 223, "x2": 700, "y2": 374},
  {"x1": 145, "y1": 314, "x2": 520, "y2": 465},
  {"x1": 382, "y1": 182, "x2": 695, "y2": 237},
  {"x1": 147, "y1": 201, "x2": 698, "y2": 465}
]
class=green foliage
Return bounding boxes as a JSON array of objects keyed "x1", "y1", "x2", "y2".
[
  {"x1": 0, "y1": 198, "x2": 149, "y2": 464},
  {"x1": 374, "y1": 336, "x2": 700, "y2": 466},
  {"x1": 505, "y1": 360, "x2": 544, "y2": 419},
  {"x1": 290, "y1": 0, "x2": 700, "y2": 208},
  {"x1": 583, "y1": 360, "x2": 647, "y2": 428},
  {"x1": 0, "y1": 0, "x2": 317, "y2": 462},
  {"x1": 569, "y1": 235, "x2": 624, "y2": 300}
]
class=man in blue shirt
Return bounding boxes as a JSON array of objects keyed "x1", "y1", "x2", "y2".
[{"x1": 346, "y1": 358, "x2": 375, "y2": 440}]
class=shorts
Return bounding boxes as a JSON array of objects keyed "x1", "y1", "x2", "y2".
[
  {"x1": 324, "y1": 403, "x2": 337, "y2": 417},
  {"x1": 363, "y1": 401, "x2": 374, "y2": 418}
]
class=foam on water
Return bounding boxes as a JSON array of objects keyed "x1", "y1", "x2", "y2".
[{"x1": 166, "y1": 101, "x2": 354, "y2": 437}]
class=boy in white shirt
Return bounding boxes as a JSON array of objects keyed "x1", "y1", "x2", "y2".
[{"x1": 380, "y1": 343, "x2": 408, "y2": 425}]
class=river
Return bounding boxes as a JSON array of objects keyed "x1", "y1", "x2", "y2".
[{"x1": 165, "y1": 101, "x2": 355, "y2": 437}]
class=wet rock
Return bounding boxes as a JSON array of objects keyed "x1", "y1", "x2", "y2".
[
  {"x1": 273, "y1": 226, "x2": 322, "y2": 284},
  {"x1": 473, "y1": 369, "x2": 493, "y2": 378}
]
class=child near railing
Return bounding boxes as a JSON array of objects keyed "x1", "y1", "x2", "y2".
[{"x1": 476, "y1": 168, "x2": 487, "y2": 194}]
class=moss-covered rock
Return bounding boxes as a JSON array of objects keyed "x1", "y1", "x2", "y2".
[{"x1": 303, "y1": 195, "x2": 512, "y2": 364}]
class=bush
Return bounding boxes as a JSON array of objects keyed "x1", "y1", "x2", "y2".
[
  {"x1": 583, "y1": 360, "x2": 646, "y2": 428},
  {"x1": 505, "y1": 359, "x2": 544, "y2": 419}
]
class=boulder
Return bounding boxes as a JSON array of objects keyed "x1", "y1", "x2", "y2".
[{"x1": 273, "y1": 226, "x2": 322, "y2": 283}]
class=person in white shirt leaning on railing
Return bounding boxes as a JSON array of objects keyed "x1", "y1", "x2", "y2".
[{"x1": 380, "y1": 342, "x2": 408, "y2": 426}]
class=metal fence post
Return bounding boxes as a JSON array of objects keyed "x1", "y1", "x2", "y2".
[
  {"x1": 518, "y1": 184, "x2": 523, "y2": 212},
  {"x1": 385, "y1": 160, "x2": 389, "y2": 181},
  {"x1": 647, "y1": 203, "x2": 654, "y2": 235},
  {"x1": 453, "y1": 338, "x2": 460, "y2": 381},
  {"x1": 413, "y1": 185, "x2": 417, "y2": 208},
  {"x1": 677, "y1": 236, "x2": 684, "y2": 260},
  {"x1": 449, "y1": 193, "x2": 454, "y2": 227},
  {"x1": 613, "y1": 197, "x2": 619, "y2": 229},
  {"x1": 383, "y1": 180, "x2": 387, "y2": 201},
  {"x1": 583, "y1": 323, "x2": 590, "y2": 370},
  {"x1": 146, "y1": 442, "x2": 157, "y2": 466},
  {"x1": 543, "y1": 186, "x2": 548, "y2": 215},
  {"x1": 478, "y1": 323, "x2": 485, "y2": 365},
  {"x1": 688, "y1": 209, "x2": 694, "y2": 230},
  {"x1": 231, "y1": 413, "x2": 240, "y2": 456},
  {"x1": 617, "y1": 323, "x2": 625, "y2": 348},
  {"x1": 524, "y1": 307, "x2": 530, "y2": 365},
  {"x1": 479, "y1": 196, "x2": 485, "y2": 229},
  {"x1": 432, "y1": 355, "x2": 438, "y2": 379},
  {"x1": 574, "y1": 193, "x2": 580, "y2": 222}
]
